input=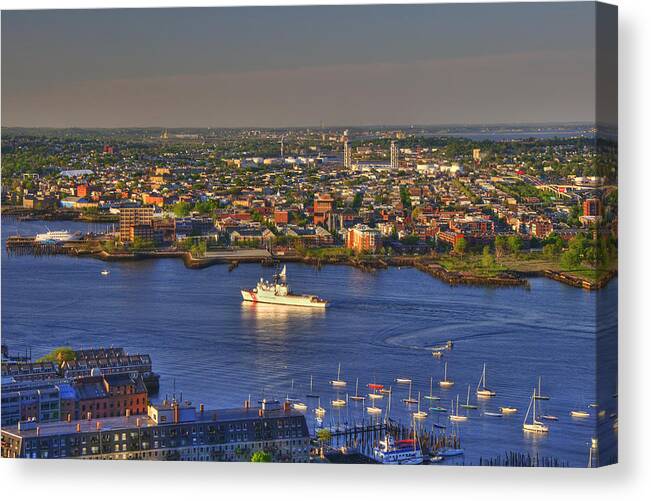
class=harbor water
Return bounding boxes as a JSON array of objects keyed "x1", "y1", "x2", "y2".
[{"x1": 1, "y1": 219, "x2": 618, "y2": 466}]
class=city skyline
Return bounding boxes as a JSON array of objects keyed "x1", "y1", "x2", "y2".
[{"x1": 2, "y1": 3, "x2": 604, "y2": 128}]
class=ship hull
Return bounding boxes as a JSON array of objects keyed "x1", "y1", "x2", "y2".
[{"x1": 241, "y1": 289, "x2": 328, "y2": 308}]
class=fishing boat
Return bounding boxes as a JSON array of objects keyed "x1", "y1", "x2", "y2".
[
  {"x1": 413, "y1": 392, "x2": 428, "y2": 419},
  {"x1": 499, "y1": 406, "x2": 518, "y2": 414},
  {"x1": 402, "y1": 380, "x2": 418, "y2": 404},
  {"x1": 306, "y1": 375, "x2": 319, "y2": 398},
  {"x1": 534, "y1": 376, "x2": 550, "y2": 400},
  {"x1": 330, "y1": 363, "x2": 347, "y2": 387},
  {"x1": 570, "y1": 410, "x2": 590, "y2": 418},
  {"x1": 395, "y1": 377, "x2": 412, "y2": 384},
  {"x1": 423, "y1": 377, "x2": 441, "y2": 401},
  {"x1": 449, "y1": 395, "x2": 468, "y2": 422},
  {"x1": 523, "y1": 389, "x2": 549, "y2": 433},
  {"x1": 349, "y1": 378, "x2": 365, "y2": 402},
  {"x1": 484, "y1": 411, "x2": 503, "y2": 417},
  {"x1": 372, "y1": 435, "x2": 424, "y2": 465},
  {"x1": 476, "y1": 363, "x2": 496, "y2": 398},
  {"x1": 100, "y1": 269, "x2": 110, "y2": 276},
  {"x1": 439, "y1": 362, "x2": 454, "y2": 388},
  {"x1": 460, "y1": 384, "x2": 478, "y2": 410}
]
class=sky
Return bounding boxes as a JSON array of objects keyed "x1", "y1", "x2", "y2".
[{"x1": 1, "y1": 3, "x2": 609, "y2": 128}]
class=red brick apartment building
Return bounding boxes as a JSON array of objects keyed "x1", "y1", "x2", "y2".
[{"x1": 346, "y1": 224, "x2": 382, "y2": 253}]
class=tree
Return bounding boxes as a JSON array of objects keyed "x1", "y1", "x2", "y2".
[
  {"x1": 494, "y1": 235, "x2": 508, "y2": 260},
  {"x1": 37, "y1": 346, "x2": 76, "y2": 364},
  {"x1": 250, "y1": 450, "x2": 272, "y2": 463},
  {"x1": 453, "y1": 237, "x2": 467, "y2": 256},
  {"x1": 316, "y1": 428, "x2": 332, "y2": 445},
  {"x1": 481, "y1": 245, "x2": 494, "y2": 268},
  {"x1": 507, "y1": 235, "x2": 523, "y2": 254},
  {"x1": 172, "y1": 201, "x2": 192, "y2": 218}
]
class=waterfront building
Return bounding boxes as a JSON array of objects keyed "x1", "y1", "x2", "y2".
[
  {"x1": 1, "y1": 379, "x2": 65, "y2": 426},
  {"x1": 119, "y1": 206, "x2": 155, "y2": 242},
  {"x1": 74, "y1": 373, "x2": 148, "y2": 421},
  {"x1": 345, "y1": 224, "x2": 382, "y2": 253},
  {"x1": 1, "y1": 361, "x2": 59, "y2": 383},
  {"x1": 61, "y1": 348, "x2": 159, "y2": 394},
  {"x1": 1, "y1": 399, "x2": 310, "y2": 462},
  {"x1": 313, "y1": 193, "x2": 334, "y2": 227}
]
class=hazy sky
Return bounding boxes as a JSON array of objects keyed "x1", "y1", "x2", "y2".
[{"x1": 2, "y1": 3, "x2": 602, "y2": 128}]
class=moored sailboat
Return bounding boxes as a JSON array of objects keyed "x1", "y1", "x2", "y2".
[
  {"x1": 476, "y1": 363, "x2": 496, "y2": 398},
  {"x1": 523, "y1": 389, "x2": 549, "y2": 433},
  {"x1": 330, "y1": 363, "x2": 347, "y2": 387},
  {"x1": 460, "y1": 384, "x2": 478, "y2": 410},
  {"x1": 449, "y1": 395, "x2": 468, "y2": 422},
  {"x1": 350, "y1": 378, "x2": 365, "y2": 402},
  {"x1": 439, "y1": 362, "x2": 454, "y2": 388}
]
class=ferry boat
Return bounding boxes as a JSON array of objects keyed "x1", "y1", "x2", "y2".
[
  {"x1": 35, "y1": 230, "x2": 82, "y2": 243},
  {"x1": 372, "y1": 435, "x2": 424, "y2": 465},
  {"x1": 241, "y1": 266, "x2": 328, "y2": 308}
]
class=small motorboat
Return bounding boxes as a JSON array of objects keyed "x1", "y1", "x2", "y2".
[
  {"x1": 570, "y1": 410, "x2": 590, "y2": 418},
  {"x1": 541, "y1": 415, "x2": 558, "y2": 421},
  {"x1": 366, "y1": 405, "x2": 382, "y2": 415},
  {"x1": 100, "y1": 269, "x2": 110, "y2": 276},
  {"x1": 331, "y1": 398, "x2": 346, "y2": 407},
  {"x1": 395, "y1": 377, "x2": 412, "y2": 384},
  {"x1": 430, "y1": 406, "x2": 448, "y2": 413},
  {"x1": 499, "y1": 406, "x2": 518, "y2": 414},
  {"x1": 484, "y1": 411, "x2": 503, "y2": 417},
  {"x1": 432, "y1": 350, "x2": 444, "y2": 358},
  {"x1": 437, "y1": 447, "x2": 464, "y2": 457}
]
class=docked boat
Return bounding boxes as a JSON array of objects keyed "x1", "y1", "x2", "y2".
[
  {"x1": 523, "y1": 389, "x2": 549, "y2": 433},
  {"x1": 349, "y1": 378, "x2": 365, "y2": 402},
  {"x1": 460, "y1": 384, "x2": 478, "y2": 410},
  {"x1": 437, "y1": 447, "x2": 464, "y2": 457},
  {"x1": 35, "y1": 229, "x2": 82, "y2": 243},
  {"x1": 534, "y1": 376, "x2": 550, "y2": 400},
  {"x1": 241, "y1": 266, "x2": 328, "y2": 308},
  {"x1": 570, "y1": 410, "x2": 590, "y2": 418},
  {"x1": 330, "y1": 363, "x2": 347, "y2": 387},
  {"x1": 449, "y1": 395, "x2": 468, "y2": 422},
  {"x1": 372, "y1": 435, "x2": 423, "y2": 465},
  {"x1": 476, "y1": 363, "x2": 496, "y2": 398},
  {"x1": 439, "y1": 362, "x2": 454, "y2": 388}
]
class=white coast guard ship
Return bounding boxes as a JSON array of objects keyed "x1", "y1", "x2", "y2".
[{"x1": 241, "y1": 266, "x2": 329, "y2": 308}]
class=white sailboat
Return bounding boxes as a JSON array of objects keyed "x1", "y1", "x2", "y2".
[
  {"x1": 402, "y1": 380, "x2": 418, "y2": 404},
  {"x1": 523, "y1": 389, "x2": 549, "y2": 433},
  {"x1": 413, "y1": 392, "x2": 427, "y2": 419},
  {"x1": 476, "y1": 363, "x2": 496, "y2": 398},
  {"x1": 350, "y1": 378, "x2": 365, "y2": 401},
  {"x1": 439, "y1": 362, "x2": 454, "y2": 388},
  {"x1": 449, "y1": 395, "x2": 468, "y2": 422},
  {"x1": 423, "y1": 377, "x2": 441, "y2": 401},
  {"x1": 460, "y1": 384, "x2": 478, "y2": 409},
  {"x1": 314, "y1": 398, "x2": 326, "y2": 417},
  {"x1": 330, "y1": 363, "x2": 347, "y2": 387}
]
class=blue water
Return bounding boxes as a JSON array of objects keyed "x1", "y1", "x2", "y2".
[{"x1": 1, "y1": 219, "x2": 618, "y2": 466}]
